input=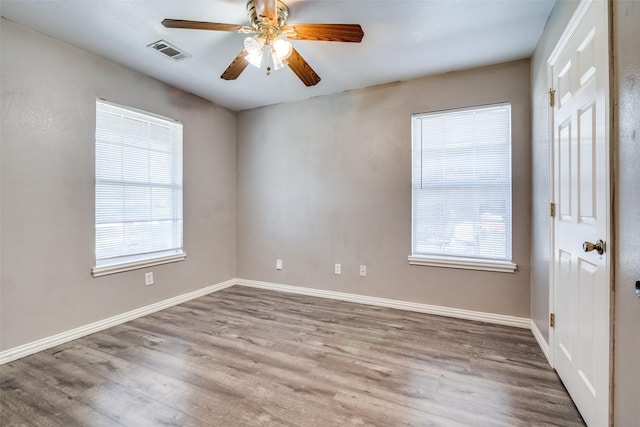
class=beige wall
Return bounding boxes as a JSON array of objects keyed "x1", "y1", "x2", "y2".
[
  {"x1": 612, "y1": 1, "x2": 640, "y2": 423},
  {"x1": 530, "y1": 0, "x2": 580, "y2": 345},
  {"x1": 0, "y1": 20, "x2": 237, "y2": 351},
  {"x1": 237, "y1": 60, "x2": 532, "y2": 318}
]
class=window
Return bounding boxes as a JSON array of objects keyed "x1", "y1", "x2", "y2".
[
  {"x1": 409, "y1": 103, "x2": 516, "y2": 273},
  {"x1": 92, "y1": 100, "x2": 185, "y2": 277}
]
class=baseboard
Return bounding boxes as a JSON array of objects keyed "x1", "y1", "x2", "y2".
[
  {"x1": 0, "y1": 278, "x2": 236, "y2": 365},
  {"x1": 236, "y1": 278, "x2": 531, "y2": 329},
  {"x1": 530, "y1": 319, "x2": 551, "y2": 365}
]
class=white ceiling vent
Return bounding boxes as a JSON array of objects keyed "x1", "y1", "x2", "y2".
[{"x1": 147, "y1": 40, "x2": 190, "y2": 61}]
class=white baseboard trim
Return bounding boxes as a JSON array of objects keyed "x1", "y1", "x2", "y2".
[
  {"x1": 530, "y1": 319, "x2": 551, "y2": 365},
  {"x1": 236, "y1": 279, "x2": 531, "y2": 329},
  {"x1": 0, "y1": 278, "x2": 236, "y2": 365}
]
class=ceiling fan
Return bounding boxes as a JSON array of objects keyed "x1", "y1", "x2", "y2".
[{"x1": 162, "y1": 0, "x2": 364, "y2": 86}]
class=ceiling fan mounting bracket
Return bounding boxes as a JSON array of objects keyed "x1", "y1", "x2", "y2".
[{"x1": 247, "y1": 0, "x2": 289, "y2": 33}]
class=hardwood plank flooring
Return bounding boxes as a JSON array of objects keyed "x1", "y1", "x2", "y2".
[{"x1": 0, "y1": 286, "x2": 584, "y2": 426}]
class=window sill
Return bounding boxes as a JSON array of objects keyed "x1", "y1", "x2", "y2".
[
  {"x1": 408, "y1": 255, "x2": 517, "y2": 273},
  {"x1": 92, "y1": 253, "x2": 187, "y2": 277}
]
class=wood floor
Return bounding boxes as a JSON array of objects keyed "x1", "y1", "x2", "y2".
[{"x1": 1, "y1": 286, "x2": 584, "y2": 426}]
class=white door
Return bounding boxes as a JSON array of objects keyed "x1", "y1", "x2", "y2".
[{"x1": 549, "y1": 0, "x2": 610, "y2": 425}]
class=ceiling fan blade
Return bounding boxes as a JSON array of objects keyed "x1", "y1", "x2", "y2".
[
  {"x1": 287, "y1": 48, "x2": 321, "y2": 87},
  {"x1": 282, "y1": 24, "x2": 364, "y2": 43},
  {"x1": 162, "y1": 19, "x2": 253, "y2": 33},
  {"x1": 253, "y1": 0, "x2": 277, "y2": 22},
  {"x1": 221, "y1": 49, "x2": 250, "y2": 80}
]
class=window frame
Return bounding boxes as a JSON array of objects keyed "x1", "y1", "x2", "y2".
[
  {"x1": 409, "y1": 102, "x2": 517, "y2": 273},
  {"x1": 92, "y1": 99, "x2": 186, "y2": 277}
]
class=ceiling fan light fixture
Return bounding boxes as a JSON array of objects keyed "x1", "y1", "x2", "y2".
[
  {"x1": 269, "y1": 38, "x2": 292, "y2": 71},
  {"x1": 244, "y1": 35, "x2": 265, "y2": 68},
  {"x1": 272, "y1": 38, "x2": 292, "y2": 60},
  {"x1": 246, "y1": 50, "x2": 263, "y2": 68},
  {"x1": 270, "y1": 50, "x2": 286, "y2": 71}
]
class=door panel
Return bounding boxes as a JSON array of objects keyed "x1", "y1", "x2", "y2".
[
  {"x1": 559, "y1": 121, "x2": 572, "y2": 219},
  {"x1": 578, "y1": 102, "x2": 596, "y2": 222},
  {"x1": 557, "y1": 249, "x2": 573, "y2": 361}
]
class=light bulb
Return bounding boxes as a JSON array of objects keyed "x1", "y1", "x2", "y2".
[{"x1": 272, "y1": 38, "x2": 292, "y2": 60}]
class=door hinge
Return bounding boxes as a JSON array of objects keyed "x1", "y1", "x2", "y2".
[
  {"x1": 550, "y1": 202, "x2": 556, "y2": 218},
  {"x1": 550, "y1": 313, "x2": 555, "y2": 328},
  {"x1": 549, "y1": 88, "x2": 556, "y2": 107}
]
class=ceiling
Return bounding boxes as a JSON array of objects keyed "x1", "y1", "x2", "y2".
[{"x1": 1, "y1": 0, "x2": 556, "y2": 111}]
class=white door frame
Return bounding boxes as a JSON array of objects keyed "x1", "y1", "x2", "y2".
[
  {"x1": 546, "y1": 0, "x2": 612, "y2": 423},
  {"x1": 547, "y1": 53, "x2": 556, "y2": 368}
]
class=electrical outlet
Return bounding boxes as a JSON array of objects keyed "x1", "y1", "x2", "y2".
[
  {"x1": 360, "y1": 265, "x2": 367, "y2": 277},
  {"x1": 334, "y1": 264, "x2": 341, "y2": 274},
  {"x1": 276, "y1": 259, "x2": 283, "y2": 270},
  {"x1": 145, "y1": 272, "x2": 154, "y2": 286}
]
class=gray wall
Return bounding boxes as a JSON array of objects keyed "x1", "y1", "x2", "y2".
[
  {"x1": 237, "y1": 60, "x2": 532, "y2": 318},
  {"x1": 0, "y1": 20, "x2": 237, "y2": 351},
  {"x1": 530, "y1": 0, "x2": 580, "y2": 345},
  {"x1": 612, "y1": 1, "x2": 640, "y2": 423}
]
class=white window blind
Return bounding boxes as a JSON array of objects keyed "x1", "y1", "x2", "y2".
[
  {"x1": 411, "y1": 103, "x2": 513, "y2": 265},
  {"x1": 94, "y1": 100, "x2": 184, "y2": 271}
]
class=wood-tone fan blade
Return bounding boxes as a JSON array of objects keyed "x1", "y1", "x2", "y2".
[
  {"x1": 253, "y1": 0, "x2": 277, "y2": 21},
  {"x1": 162, "y1": 19, "x2": 253, "y2": 33},
  {"x1": 282, "y1": 24, "x2": 364, "y2": 42},
  {"x1": 221, "y1": 49, "x2": 250, "y2": 80},
  {"x1": 287, "y1": 48, "x2": 321, "y2": 87}
]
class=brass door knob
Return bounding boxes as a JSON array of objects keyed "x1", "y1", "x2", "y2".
[{"x1": 583, "y1": 239, "x2": 605, "y2": 255}]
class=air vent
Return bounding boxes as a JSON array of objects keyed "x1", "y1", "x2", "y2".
[{"x1": 147, "y1": 40, "x2": 190, "y2": 61}]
